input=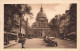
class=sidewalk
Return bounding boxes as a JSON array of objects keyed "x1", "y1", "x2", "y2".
[{"x1": 4, "y1": 40, "x2": 18, "y2": 48}]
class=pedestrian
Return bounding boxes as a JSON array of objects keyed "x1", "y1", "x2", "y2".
[
  {"x1": 42, "y1": 31, "x2": 46, "y2": 39},
  {"x1": 21, "y1": 36, "x2": 26, "y2": 48}
]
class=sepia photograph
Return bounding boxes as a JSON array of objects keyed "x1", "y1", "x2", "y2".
[{"x1": 4, "y1": 4, "x2": 77, "y2": 49}]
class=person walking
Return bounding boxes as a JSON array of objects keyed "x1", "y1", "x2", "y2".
[
  {"x1": 21, "y1": 35, "x2": 26, "y2": 48},
  {"x1": 18, "y1": 34, "x2": 26, "y2": 48},
  {"x1": 42, "y1": 31, "x2": 46, "y2": 39}
]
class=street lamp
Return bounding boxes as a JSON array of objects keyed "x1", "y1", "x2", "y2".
[{"x1": 19, "y1": 10, "x2": 25, "y2": 37}]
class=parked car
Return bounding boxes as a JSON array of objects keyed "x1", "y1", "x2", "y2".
[
  {"x1": 44, "y1": 37, "x2": 58, "y2": 46},
  {"x1": 66, "y1": 32, "x2": 76, "y2": 41},
  {"x1": 28, "y1": 37, "x2": 32, "y2": 39},
  {"x1": 44, "y1": 37, "x2": 49, "y2": 43}
]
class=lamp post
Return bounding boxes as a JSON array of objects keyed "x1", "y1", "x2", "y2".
[
  {"x1": 19, "y1": 12, "x2": 25, "y2": 48},
  {"x1": 26, "y1": 18, "x2": 28, "y2": 38},
  {"x1": 19, "y1": 11, "x2": 24, "y2": 38},
  {"x1": 20, "y1": 16, "x2": 22, "y2": 37}
]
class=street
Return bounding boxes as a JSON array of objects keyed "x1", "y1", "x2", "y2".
[
  {"x1": 4, "y1": 4, "x2": 77, "y2": 49},
  {"x1": 5, "y1": 38, "x2": 76, "y2": 49}
]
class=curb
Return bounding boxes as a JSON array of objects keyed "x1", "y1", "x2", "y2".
[{"x1": 4, "y1": 42, "x2": 18, "y2": 48}]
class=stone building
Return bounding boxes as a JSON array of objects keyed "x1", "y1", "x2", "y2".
[{"x1": 32, "y1": 6, "x2": 53, "y2": 38}]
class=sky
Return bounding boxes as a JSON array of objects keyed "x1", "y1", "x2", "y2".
[{"x1": 24, "y1": 4, "x2": 70, "y2": 26}]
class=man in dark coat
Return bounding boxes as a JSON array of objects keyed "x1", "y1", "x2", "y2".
[{"x1": 21, "y1": 36, "x2": 26, "y2": 48}]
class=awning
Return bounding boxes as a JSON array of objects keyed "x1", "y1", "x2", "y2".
[
  {"x1": 10, "y1": 33, "x2": 18, "y2": 35},
  {"x1": 67, "y1": 32, "x2": 76, "y2": 35},
  {"x1": 4, "y1": 31, "x2": 9, "y2": 34}
]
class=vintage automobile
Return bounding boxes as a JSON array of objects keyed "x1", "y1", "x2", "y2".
[
  {"x1": 44, "y1": 37, "x2": 58, "y2": 46},
  {"x1": 28, "y1": 37, "x2": 32, "y2": 39},
  {"x1": 66, "y1": 32, "x2": 76, "y2": 41}
]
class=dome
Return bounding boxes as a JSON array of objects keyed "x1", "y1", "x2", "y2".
[
  {"x1": 37, "y1": 11, "x2": 46, "y2": 17},
  {"x1": 37, "y1": 5, "x2": 47, "y2": 18},
  {"x1": 36, "y1": 5, "x2": 48, "y2": 22}
]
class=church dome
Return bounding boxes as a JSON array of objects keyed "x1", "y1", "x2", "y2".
[
  {"x1": 37, "y1": 6, "x2": 47, "y2": 18},
  {"x1": 36, "y1": 6, "x2": 48, "y2": 22},
  {"x1": 37, "y1": 11, "x2": 46, "y2": 18}
]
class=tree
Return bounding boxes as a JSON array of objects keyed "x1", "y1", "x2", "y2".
[
  {"x1": 4, "y1": 4, "x2": 32, "y2": 33},
  {"x1": 49, "y1": 18, "x2": 57, "y2": 30},
  {"x1": 49, "y1": 18, "x2": 59, "y2": 37}
]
